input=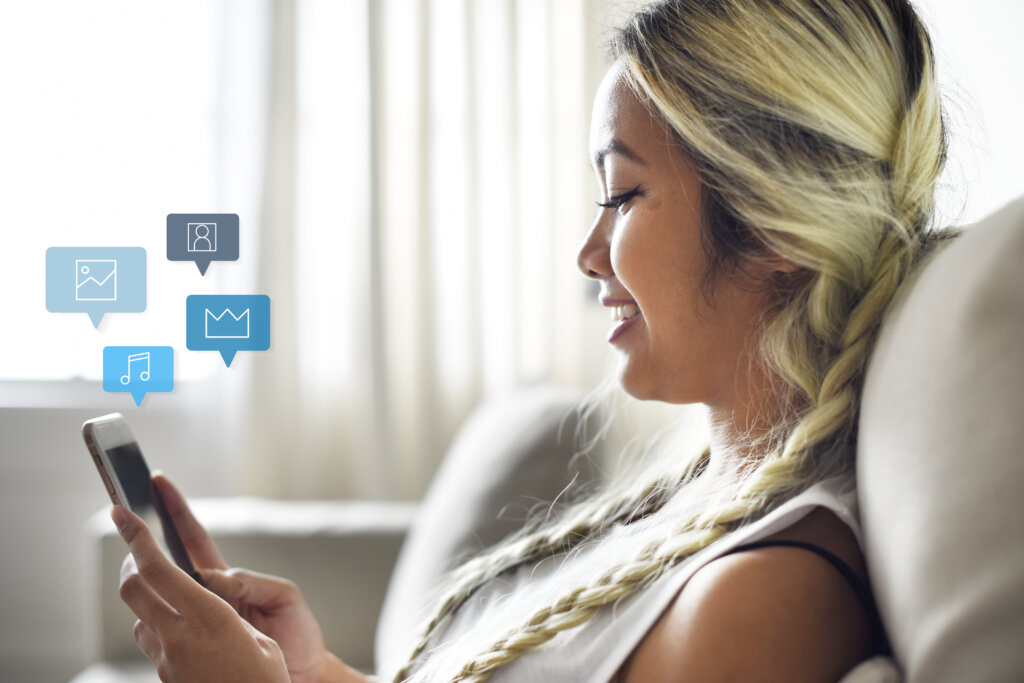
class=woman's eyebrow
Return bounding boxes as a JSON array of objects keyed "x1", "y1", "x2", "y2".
[{"x1": 591, "y1": 137, "x2": 647, "y2": 169}]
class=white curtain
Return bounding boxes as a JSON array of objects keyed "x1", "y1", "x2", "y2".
[{"x1": 227, "y1": 0, "x2": 634, "y2": 501}]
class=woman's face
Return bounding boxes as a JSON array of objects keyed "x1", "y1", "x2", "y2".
[{"x1": 578, "y1": 62, "x2": 776, "y2": 407}]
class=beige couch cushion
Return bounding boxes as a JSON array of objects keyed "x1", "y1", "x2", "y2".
[{"x1": 859, "y1": 196, "x2": 1024, "y2": 681}]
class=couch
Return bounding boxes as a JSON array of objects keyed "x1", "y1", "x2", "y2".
[{"x1": 72, "y1": 197, "x2": 1024, "y2": 682}]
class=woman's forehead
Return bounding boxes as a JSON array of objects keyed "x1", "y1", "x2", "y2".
[{"x1": 589, "y1": 64, "x2": 677, "y2": 172}]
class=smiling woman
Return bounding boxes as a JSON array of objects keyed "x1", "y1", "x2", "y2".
[
  {"x1": 387, "y1": 0, "x2": 954, "y2": 679},
  {"x1": 100, "y1": 0, "x2": 994, "y2": 681}
]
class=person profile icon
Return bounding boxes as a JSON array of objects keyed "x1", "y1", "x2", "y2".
[{"x1": 187, "y1": 223, "x2": 217, "y2": 253}]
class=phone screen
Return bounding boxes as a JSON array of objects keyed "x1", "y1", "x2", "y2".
[
  {"x1": 85, "y1": 415, "x2": 200, "y2": 581},
  {"x1": 106, "y1": 442, "x2": 154, "y2": 511}
]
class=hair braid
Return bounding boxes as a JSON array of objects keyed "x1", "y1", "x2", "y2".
[
  {"x1": 391, "y1": 452, "x2": 708, "y2": 681},
  {"x1": 886, "y1": 1, "x2": 947, "y2": 233},
  {"x1": 448, "y1": 528, "x2": 730, "y2": 682}
]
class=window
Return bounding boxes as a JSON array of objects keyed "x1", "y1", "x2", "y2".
[{"x1": 0, "y1": 1, "x2": 227, "y2": 381}]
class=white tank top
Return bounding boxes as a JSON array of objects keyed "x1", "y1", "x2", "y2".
[{"x1": 390, "y1": 472, "x2": 862, "y2": 683}]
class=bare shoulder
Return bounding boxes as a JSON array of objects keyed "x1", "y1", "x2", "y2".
[{"x1": 619, "y1": 507, "x2": 873, "y2": 683}]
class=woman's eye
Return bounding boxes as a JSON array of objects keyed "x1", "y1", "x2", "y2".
[{"x1": 595, "y1": 184, "x2": 643, "y2": 211}]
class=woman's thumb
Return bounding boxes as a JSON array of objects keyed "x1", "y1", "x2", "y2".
[
  {"x1": 198, "y1": 567, "x2": 246, "y2": 607},
  {"x1": 199, "y1": 566, "x2": 295, "y2": 611}
]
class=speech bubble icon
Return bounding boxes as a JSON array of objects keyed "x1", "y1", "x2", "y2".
[
  {"x1": 103, "y1": 346, "x2": 174, "y2": 406},
  {"x1": 167, "y1": 214, "x2": 239, "y2": 275},
  {"x1": 186, "y1": 294, "x2": 270, "y2": 366},
  {"x1": 46, "y1": 247, "x2": 147, "y2": 328}
]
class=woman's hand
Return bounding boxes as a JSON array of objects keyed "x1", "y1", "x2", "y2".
[
  {"x1": 197, "y1": 566, "x2": 336, "y2": 683},
  {"x1": 125, "y1": 474, "x2": 364, "y2": 683},
  {"x1": 114, "y1": 504, "x2": 290, "y2": 682}
]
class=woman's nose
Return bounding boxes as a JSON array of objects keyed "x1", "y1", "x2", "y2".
[{"x1": 577, "y1": 218, "x2": 612, "y2": 280}]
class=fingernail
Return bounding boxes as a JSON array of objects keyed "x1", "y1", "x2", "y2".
[{"x1": 111, "y1": 506, "x2": 129, "y2": 533}]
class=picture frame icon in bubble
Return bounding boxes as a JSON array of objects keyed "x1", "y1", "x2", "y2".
[
  {"x1": 46, "y1": 247, "x2": 147, "y2": 328},
  {"x1": 167, "y1": 214, "x2": 239, "y2": 275},
  {"x1": 186, "y1": 295, "x2": 270, "y2": 366}
]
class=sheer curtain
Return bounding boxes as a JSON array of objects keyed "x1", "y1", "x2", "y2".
[
  {"x1": 232, "y1": 0, "x2": 633, "y2": 500},
  {"x1": 214, "y1": 0, "x2": 1024, "y2": 502}
]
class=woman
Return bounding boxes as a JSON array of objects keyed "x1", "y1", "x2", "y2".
[{"x1": 113, "y1": 0, "x2": 954, "y2": 680}]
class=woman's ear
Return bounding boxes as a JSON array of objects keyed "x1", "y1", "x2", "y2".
[
  {"x1": 764, "y1": 257, "x2": 802, "y2": 275},
  {"x1": 762, "y1": 255, "x2": 811, "y2": 304}
]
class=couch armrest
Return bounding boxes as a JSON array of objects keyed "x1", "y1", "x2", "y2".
[{"x1": 86, "y1": 498, "x2": 416, "y2": 674}]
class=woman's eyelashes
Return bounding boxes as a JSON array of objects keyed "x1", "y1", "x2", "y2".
[{"x1": 595, "y1": 184, "x2": 644, "y2": 212}]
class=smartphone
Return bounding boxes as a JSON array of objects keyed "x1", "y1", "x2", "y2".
[{"x1": 83, "y1": 413, "x2": 200, "y2": 582}]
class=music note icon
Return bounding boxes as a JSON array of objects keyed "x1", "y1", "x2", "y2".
[{"x1": 120, "y1": 352, "x2": 151, "y2": 384}]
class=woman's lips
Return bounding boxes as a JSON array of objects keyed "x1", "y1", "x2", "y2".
[{"x1": 608, "y1": 306, "x2": 641, "y2": 343}]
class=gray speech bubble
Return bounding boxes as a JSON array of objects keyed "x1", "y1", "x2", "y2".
[{"x1": 166, "y1": 214, "x2": 239, "y2": 275}]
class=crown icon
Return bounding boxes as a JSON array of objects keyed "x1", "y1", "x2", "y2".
[{"x1": 205, "y1": 307, "x2": 250, "y2": 339}]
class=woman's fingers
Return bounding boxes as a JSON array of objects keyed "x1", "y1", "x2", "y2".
[
  {"x1": 133, "y1": 618, "x2": 163, "y2": 664},
  {"x1": 113, "y1": 505, "x2": 213, "y2": 620},
  {"x1": 196, "y1": 567, "x2": 247, "y2": 611},
  {"x1": 200, "y1": 567, "x2": 298, "y2": 612},
  {"x1": 119, "y1": 552, "x2": 180, "y2": 633},
  {"x1": 152, "y1": 472, "x2": 228, "y2": 570}
]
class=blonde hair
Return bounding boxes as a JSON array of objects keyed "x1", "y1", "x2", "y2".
[{"x1": 393, "y1": 0, "x2": 951, "y2": 679}]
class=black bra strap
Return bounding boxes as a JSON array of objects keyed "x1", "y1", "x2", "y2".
[{"x1": 720, "y1": 539, "x2": 891, "y2": 655}]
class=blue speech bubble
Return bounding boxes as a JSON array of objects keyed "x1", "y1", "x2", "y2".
[
  {"x1": 167, "y1": 214, "x2": 240, "y2": 275},
  {"x1": 103, "y1": 346, "x2": 174, "y2": 406},
  {"x1": 46, "y1": 247, "x2": 147, "y2": 327},
  {"x1": 186, "y1": 295, "x2": 270, "y2": 366}
]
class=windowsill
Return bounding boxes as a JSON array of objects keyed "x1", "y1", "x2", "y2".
[{"x1": 0, "y1": 379, "x2": 217, "y2": 410}]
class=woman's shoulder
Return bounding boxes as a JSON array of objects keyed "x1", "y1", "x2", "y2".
[{"x1": 616, "y1": 505, "x2": 874, "y2": 683}]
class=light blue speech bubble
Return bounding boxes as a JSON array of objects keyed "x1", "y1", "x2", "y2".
[
  {"x1": 103, "y1": 346, "x2": 174, "y2": 406},
  {"x1": 186, "y1": 294, "x2": 270, "y2": 366},
  {"x1": 46, "y1": 247, "x2": 147, "y2": 327}
]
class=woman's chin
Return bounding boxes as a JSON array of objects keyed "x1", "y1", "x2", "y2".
[
  {"x1": 616, "y1": 362, "x2": 660, "y2": 401},
  {"x1": 616, "y1": 361, "x2": 698, "y2": 404}
]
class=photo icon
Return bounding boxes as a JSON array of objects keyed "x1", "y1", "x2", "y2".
[
  {"x1": 75, "y1": 259, "x2": 118, "y2": 301},
  {"x1": 46, "y1": 247, "x2": 146, "y2": 328}
]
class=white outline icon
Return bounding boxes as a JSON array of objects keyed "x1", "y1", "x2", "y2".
[
  {"x1": 188, "y1": 223, "x2": 217, "y2": 252},
  {"x1": 205, "y1": 308, "x2": 250, "y2": 339},
  {"x1": 75, "y1": 259, "x2": 118, "y2": 301},
  {"x1": 121, "y1": 352, "x2": 151, "y2": 384}
]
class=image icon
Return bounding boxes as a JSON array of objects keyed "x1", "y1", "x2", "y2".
[
  {"x1": 168, "y1": 214, "x2": 239, "y2": 275},
  {"x1": 103, "y1": 346, "x2": 174, "y2": 406},
  {"x1": 75, "y1": 259, "x2": 118, "y2": 301},
  {"x1": 46, "y1": 247, "x2": 146, "y2": 328},
  {"x1": 186, "y1": 294, "x2": 270, "y2": 366},
  {"x1": 205, "y1": 307, "x2": 250, "y2": 339},
  {"x1": 187, "y1": 223, "x2": 217, "y2": 252}
]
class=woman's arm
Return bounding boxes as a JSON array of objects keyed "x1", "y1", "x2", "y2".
[{"x1": 621, "y1": 544, "x2": 874, "y2": 682}]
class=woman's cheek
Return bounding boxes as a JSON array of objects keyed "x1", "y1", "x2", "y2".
[{"x1": 608, "y1": 218, "x2": 641, "y2": 283}]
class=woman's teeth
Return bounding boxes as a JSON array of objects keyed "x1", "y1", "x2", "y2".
[{"x1": 611, "y1": 303, "x2": 640, "y2": 322}]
